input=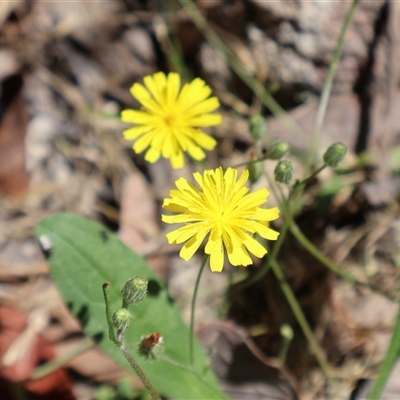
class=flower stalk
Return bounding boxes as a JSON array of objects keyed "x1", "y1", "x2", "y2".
[
  {"x1": 189, "y1": 255, "x2": 208, "y2": 366},
  {"x1": 102, "y1": 282, "x2": 160, "y2": 400}
]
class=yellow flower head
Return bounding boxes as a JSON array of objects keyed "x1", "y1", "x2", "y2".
[
  {"x1": 121, "y1": 72, "x2": 221, "y2": 169},
  {"x1": 162, "y1": 167, "x2": 280, "y2": 272}
]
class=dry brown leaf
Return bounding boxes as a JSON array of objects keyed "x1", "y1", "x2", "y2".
[
  {"x1": 0, "y1": 307, "x2": 74, "y2": 400},
  {"x1": 118, "y1": 172, "x2": 166, "y2": 277},
  {"x1": 0, "y1": 52, "x2": 29, "y2": 197}
]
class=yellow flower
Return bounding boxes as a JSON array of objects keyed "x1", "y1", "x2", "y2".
[
  {"x1": 162, "y1": 167, "x2": 280, "y2": 272},
  {"x1": 121, "y1": 72, "x2": 221, "y2": 169}
]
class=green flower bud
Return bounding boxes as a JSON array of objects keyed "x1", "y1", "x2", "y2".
[
  {"x1": 274, "y1": 160, "x2": 294, "y2": 184},
  {"x1": 266, "y1": 141, "x2": 290, "y2": 160},
  {"x1": 280, "y1": 324, "x2": 294, "y2": 341},
  {"x1": 112, "y1": 308, "x2": 132, "y2": 342},
  {"x1": 138, "y1": 332, "x2": 164, "y2": 361},
  {"x1": 323, "y1": 142, "x2": 347, "y2": 167},
  {"x1": 248, "y1": 152, "x2": 263, "y2": 184},
  {"x1": 249, "y1": 115, "x2": 267, "y2": 140},
  {"x1": 121, "y1": 277, "x2": 148, "y2": 307}
]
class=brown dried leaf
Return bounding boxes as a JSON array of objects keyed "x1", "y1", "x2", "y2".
[
  {"x1": 0, "y1": 307, "x2": 74, "y2": 400},
  {"x1": 118, "y1": 172, "x2": 166, "y2": 277},
  {"x1": 0, "y1": 53, "x2": 29, "y2": 197}
]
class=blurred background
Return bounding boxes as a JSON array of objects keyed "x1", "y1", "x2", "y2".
[{"x1": 1, "y1": 0, "x2": 400, "y2": 399}]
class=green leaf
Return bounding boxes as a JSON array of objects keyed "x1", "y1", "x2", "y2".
[{"x1": 36, "y1": 212, "x2": 225, "y2": 400}]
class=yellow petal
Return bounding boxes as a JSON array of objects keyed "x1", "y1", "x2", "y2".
[
  {"x1": 123, "y1": 125, "x2": 152, "y2": 140},
  {"x1": 130, "y1": 85, "x2": 164, "y2": 115},
  {"x1": 153, "y1": 72, "x2": 167, "y2": 91},
  {"x1": 144, "y1": 147, "x2": 160, "y2": 163},
  {"x1": 143, "y1": 73, "x2": 166, "y2": 108},
  {"x1": 121, "y1": 109, "x2": 156, "y2": 124},
  {"x1": 171, "y1": 127, "x2": 190, "y2": 152},
  {"x1": 170, "y1": 149, "x2": 184, "y2": 169},
  {"x1": 209, "y1": 239, "x2": 224, "y2": 272},
  {"x1": 130, "y1": 83, "x2": 151, "y2": 101},
  {"x1": 227, "y1": 246, "x2": 252, "y2": 266},
  {"x1": 243, "y1": 236, "x2": 267, "y2": 258},
  {"x1": 183, "y1": 97, "x2": 220, "y2": 118},
  {"x1": 133, "y1": 132, "x2": 155, "y2": 153},
  {"x1": 165, "y1": 223, "x2": 205, "y2": 244},
  {"x1": 239, "y1": 189, "x2": 269, "y2": 208},
  {"x1": 166, "y1": 225, "x2": 191, "y2": 243},
  {"x1": 187, "y1": 144, "x2": 206, "y2": 161},
  {"x1": 178, "y1": 79, "x2": 211, "y2": 111},
  {"x1": 166, "y1": 73, "x2": 180, "y2": 107},
  {"x1": 180, "y1": 229, "x2": 208, "y2": 260},
  {"x1": 186, "y1": 114, "x2": 222, "y2": 127},
  {"x1": 256, "y1": 207, "x2": 280, "y2": 221},
  {"x1": 191, "y1": 130, "x2": 217, "y2": 150}
]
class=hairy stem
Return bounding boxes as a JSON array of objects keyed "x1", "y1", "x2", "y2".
[{"x1": 102, "y1": 283, "x2": 160, "y2": 400}]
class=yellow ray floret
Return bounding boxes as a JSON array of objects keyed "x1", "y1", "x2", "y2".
[
  {"x1": 121, "y1": 72, "x2": 221, "y2": 169},
  {"x1": 162, "y1": 167, "x2": 280, "y2": 272}
]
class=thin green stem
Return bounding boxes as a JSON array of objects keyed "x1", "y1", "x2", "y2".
[
  {"x1": 177, "y1": 0, "x2": 307, "y2": 141},
  {"x1": 269, "y1": 258, "x2": 331, "y2": 380},
  {"x1": 102, "y1": 283, "x2": 160, "y2": 400},
  {"x1": 119, "y1": 345, "x2": 160, "y2": 400},
  {"x1": 190, "y1": 254, "x2": 208, "y2": 366},
  {"x1": 309, "y1": 0, "x2": 361, "y2": 169},
  {"x1": 277, "y1": 340, "x2": 291, "y2": 366},
  {"x1": 288, "y1": 220, "x2": 396, "y2": 301},
  {"x1": 295, "y1": 165, "x2": 327, "y2": 188},
  {"x1": 102, "y1": 282, "x2": 117, "y2": 343},
  {"x1": 368, "y1": 300, "x2": 400, "y2": 400},
  {"x1": 231, "y1": 155, "x2": 267, "y2": 169},
  {"x1": 277, "y1": 326, "x2": 293, "y2": 366},
  {"x1": 229, "y1": 226, "x2": 331, "y2": 377}
]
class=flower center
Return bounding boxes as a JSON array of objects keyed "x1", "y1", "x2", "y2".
[
  {"x1": 214, "y1": 205, "x2": 228, "y2": 225},
  {"x1": 164, "y1": 113, "x2": 177, "y2": 127}
]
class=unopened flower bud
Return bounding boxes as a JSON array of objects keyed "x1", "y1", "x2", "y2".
[
  {"x1": 112, "y1": 308, "x2": 132, "y2": 342},
  {"x1": 248, "y1": 152, "x2": 263, "y2": 184},
  {"x1": 280, "y1": 324, "x2": 294, "y2": 341},
  {"x1": 121, "y1": 277, "x2": 148, "y2": 307},
  {"x1": 266, "y1": 141, "x2": 290, "y2": 160},
  {"x1": 249, "y1": 115, "x2": 267, "y2": 140},
  {"x1": 323, "y1": 142, "x2": 347, "y2": 167},
  {"x1": 274, "y1": 160, "x2": 294, "y2": 184},
  {"x1": 138, "y1": 332, "x2": 164, "y2": 361}
]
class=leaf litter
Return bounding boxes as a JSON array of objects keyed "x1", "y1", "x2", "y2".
[{"x1": 0, "y1": 1, "x2": 400, "y2": 399}]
